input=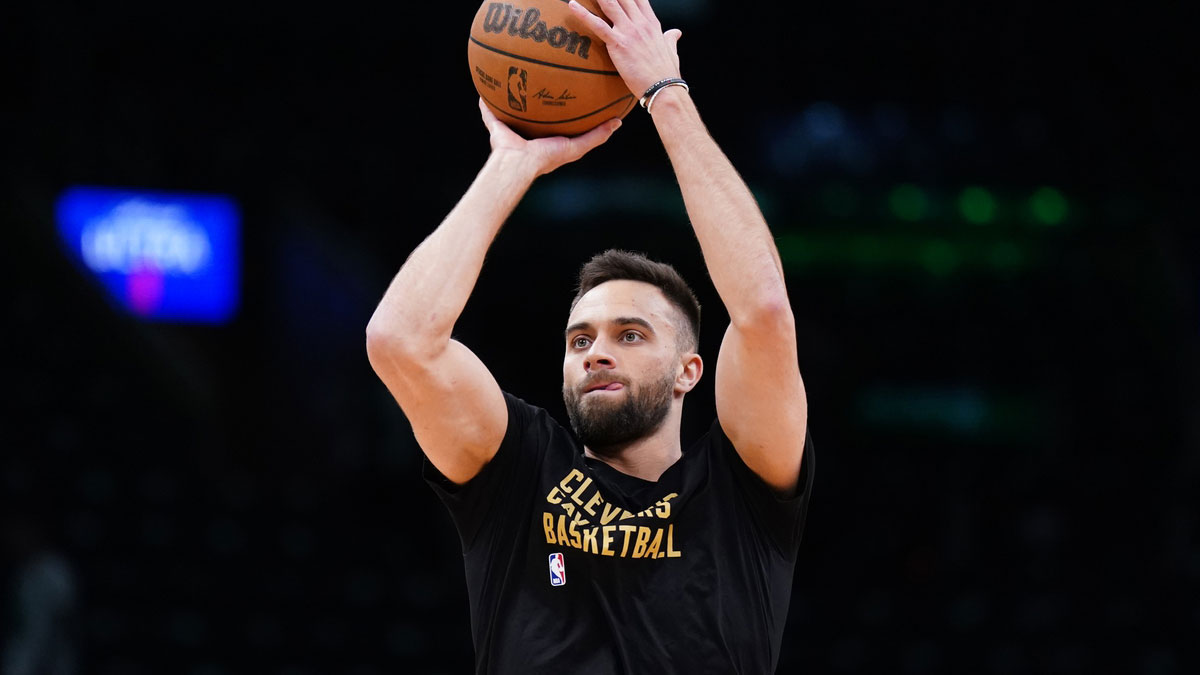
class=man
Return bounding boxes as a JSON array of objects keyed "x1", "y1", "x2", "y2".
[{"x1": 366, "y1": 0, "x2": 813, "y2": 671}]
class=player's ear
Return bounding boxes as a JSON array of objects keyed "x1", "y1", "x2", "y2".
[{"x1": 675, "y1": 352, "x2": 703, "y2": 393}]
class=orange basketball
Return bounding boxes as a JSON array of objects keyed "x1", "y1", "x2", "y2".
[{"x1": 468, "y1": 0, "x2": 635, "y2": 138}]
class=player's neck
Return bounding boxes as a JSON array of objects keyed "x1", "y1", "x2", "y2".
[{"x1": 582, "y1": 407, "x2": 683, "y2": 482}]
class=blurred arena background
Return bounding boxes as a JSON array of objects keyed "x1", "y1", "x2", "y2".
[{"x1": 2, "y1": 0, "x2": 1196, "y2": 672}]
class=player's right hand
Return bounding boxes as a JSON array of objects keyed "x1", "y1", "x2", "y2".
[{"x1": 479, "y1": 98, "x2": 621, "y2": 177}]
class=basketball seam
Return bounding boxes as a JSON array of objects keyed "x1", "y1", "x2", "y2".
[
  {"x1": 483, "y1": 94, "x2": 634, "y2": 124},
  {"x1": 468, "y1": 36, "x2": 621, "y2": 76}
]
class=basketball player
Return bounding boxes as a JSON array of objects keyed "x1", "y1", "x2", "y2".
[{"x1": 366, "y1": 0, "x2": 812, "y2": 671}]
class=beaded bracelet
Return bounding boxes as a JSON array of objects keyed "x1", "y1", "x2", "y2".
[{"x1": 639, "y1": 77, "x2": 689, "y2": 113}]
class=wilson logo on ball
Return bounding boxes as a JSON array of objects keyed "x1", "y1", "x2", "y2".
[
  {"x1": 482, "y1": 3, "x2": 593, "y2": 60},
  {"x1": 468, "y1": 0, "x2": 634, "y2": 138}
]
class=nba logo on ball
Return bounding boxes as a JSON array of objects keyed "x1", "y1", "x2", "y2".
[
  {"x1": 548, "y1": 553, "x2": 566, "y2": 586},
  {"x1": 507, "y1": 67, "x2": 527, "y2": 112},
  {"x1": 468, "y1": 0, "x2": 636, "y2": 138}
]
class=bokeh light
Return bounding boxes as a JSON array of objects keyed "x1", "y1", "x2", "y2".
[
  {"x1": 958, "y1": 187, "x2": 998, "y2": 225},
  {"x1": 1030, "y1": 187, "x2": 1069, "y2": 225},
  {"x1": 889, "y1": 184, "x2": 929, "y2": 222}
]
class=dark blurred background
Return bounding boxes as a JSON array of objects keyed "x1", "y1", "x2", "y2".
[{"x1": 2, "y1": 0, "x2": 1197, "y2": 673}]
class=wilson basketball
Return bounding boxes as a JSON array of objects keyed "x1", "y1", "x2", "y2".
[{"x1": 468, "y1": 0, "x2": 635, "y2": 138}]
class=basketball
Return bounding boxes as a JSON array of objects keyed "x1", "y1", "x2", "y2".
[{"x1": 468, "y1": 0, "x2": 635, "y2": 138}]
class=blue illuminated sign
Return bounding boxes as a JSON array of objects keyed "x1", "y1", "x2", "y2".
[{"x1": 56, "y1": 187, "x2": 240, "y2": 323}]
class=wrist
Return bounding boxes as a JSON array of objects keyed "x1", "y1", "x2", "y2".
[
  {"x1": 485, "y1": 148, "x2": 542, "y2": 183},
  {"x1": 639, "y1": 78, "x2": 687, "y2": 111},
  {"x1": 647, "y1": 85, "x2": 694, "y2": 120}
]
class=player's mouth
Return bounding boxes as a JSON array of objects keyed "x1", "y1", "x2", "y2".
[{"x1": 583, "y1": 381, "x2": 625, "y2": 394}]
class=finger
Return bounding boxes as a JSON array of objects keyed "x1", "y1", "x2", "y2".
[
  {"x1": 594, "y1": 0, "x2": 631, "y2": 28},
  {"x1": 631, "y1": 0, "x2": 656, "y2": 17},
  {"x1": 571, "y1": 118, "x2": 622, "y2": 158},
  {"x1": 665, "y1": 29, "x2": 682, "y2": 68},
  {"x1": 568, "y1": 0, "x2": 616, "y2": 42},
  {"x1": 479, "y1": 97, "x2": 510, "y2": 137},
  {"x1": 613, "y1": 0, "x2": 648, "y2": 23}
]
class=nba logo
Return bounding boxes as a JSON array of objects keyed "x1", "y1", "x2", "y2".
[
  {"x1": 548, "y1": 553, "x2": 566, "y2": 587},
  {"x1": 507, "y1": 67, "x2": 527, "y2": 112}
]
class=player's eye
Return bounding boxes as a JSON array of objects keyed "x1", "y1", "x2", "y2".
[
  {"x1": 621, "y1": 331, "x2": 642, "y2": 343},
  {"x1": 572, "y1": 336, "x2": 591, "y2": 349}
]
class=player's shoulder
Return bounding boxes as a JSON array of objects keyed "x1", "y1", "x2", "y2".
[
  {"x1": 500, "y1": 390, "x2": 576, "y2": 446},
  {"x1": 500, "y1": 390, "x2": 552, "y2": 424},
  {"x1": 702, "y1": 415, "x2": 815, "y2": 490}
]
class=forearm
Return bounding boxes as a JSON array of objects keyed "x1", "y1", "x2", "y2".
[
  {"x1": 367, "y1": 150, "x2": 540, "y2": 356},
  {"x1": 649, "y1": 89, "x2": 789, "y2": 325}
]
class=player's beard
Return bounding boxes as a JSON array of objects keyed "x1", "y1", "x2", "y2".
[{"x1": 563, "y1": 369, "x2": 676, "y2": 453}]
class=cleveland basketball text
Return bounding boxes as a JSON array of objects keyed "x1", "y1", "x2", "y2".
[{"x1": 541, "y1": 469, "x2": 683, "y2": 559}]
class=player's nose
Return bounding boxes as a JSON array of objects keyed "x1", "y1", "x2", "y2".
[{"x1": 583, "y1": 340, "x2": 615, "y2": 372}]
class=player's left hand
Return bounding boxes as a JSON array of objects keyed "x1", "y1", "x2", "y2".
[{"x1": 567, "y1": 0, "x2": 683, "y2": 99}]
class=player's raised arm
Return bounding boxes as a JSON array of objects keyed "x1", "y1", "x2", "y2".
[
  {"x1": 366, "y1": 101, "x2": 621, "y2": 484},
  {"x1": 569, "y1": 0, "x2": 807, "y2": 494}
]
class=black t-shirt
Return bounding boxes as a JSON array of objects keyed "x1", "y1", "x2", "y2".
[{"x1": 424, "y1": 392, "x2": 815, "y2": 674}]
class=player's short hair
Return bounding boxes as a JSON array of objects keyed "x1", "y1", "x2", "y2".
[{"x1": 570, "y1": 249, "x2": 701, "y2": 352}]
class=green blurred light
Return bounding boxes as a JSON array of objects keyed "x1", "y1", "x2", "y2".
[
  {"x1": 1030, "y1": 187, "x2": 1068, "y2": 225},
  {"x1": 776, "y1": 231, "x2": 1035, "y2": 276},
  {"x1": 888, "y1": 184, "x2": 928, "y2": 222},
  {"x1": 920, "y1": 239, "x2": 959, "y2": 276},
  {"x1": 849, "y1": 235, "x2": 886, "y2": 265},
  {"x1": 858, "y1": 385, "x2": 1045, "y2": 440},
  {"x1": 775, "y1": 233, "x2": 814, "y2": 267},
  {"x1": 987, "y1": 241, "x2": 1026, "y2": 270},
  {"x1": 820, "y1": 182, "x2": 859, "y2": 218},
  {"x1": 958, "y1": 186, "x2": 997, "y2": 224},
  {"x1": 859, "y1": 385, "x2": 987, "y2": 435}
]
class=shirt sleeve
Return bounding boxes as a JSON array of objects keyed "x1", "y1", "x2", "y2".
[
  {"x1": 422, "y1": 392, "x2": 554, "y2": 553},
  {"x1": 715, "y1": 420, "x2": 816, "y2": 558}
]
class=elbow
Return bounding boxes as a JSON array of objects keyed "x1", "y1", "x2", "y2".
[
  {"x1": 366, "y1": 314, "x2": 417, "y2": 366},
  {"x1": 365, "y1": 321, "x2": 399, "y2": 369},
  {"x1": 365, "y1": 326, "x2": 422, "y2": 377},
  {"x1": 365, "y1": 309, "x2": 392, "y2": 351},
  {"x1": 364, "y1": 320, "x2": 393, "y2": 361},
  {"x1": 365, "y1": 314, "x2": 446, "y2": 368},
  {"x1": 732, "y1": 292, "x2": 795, "y2": 335}
]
